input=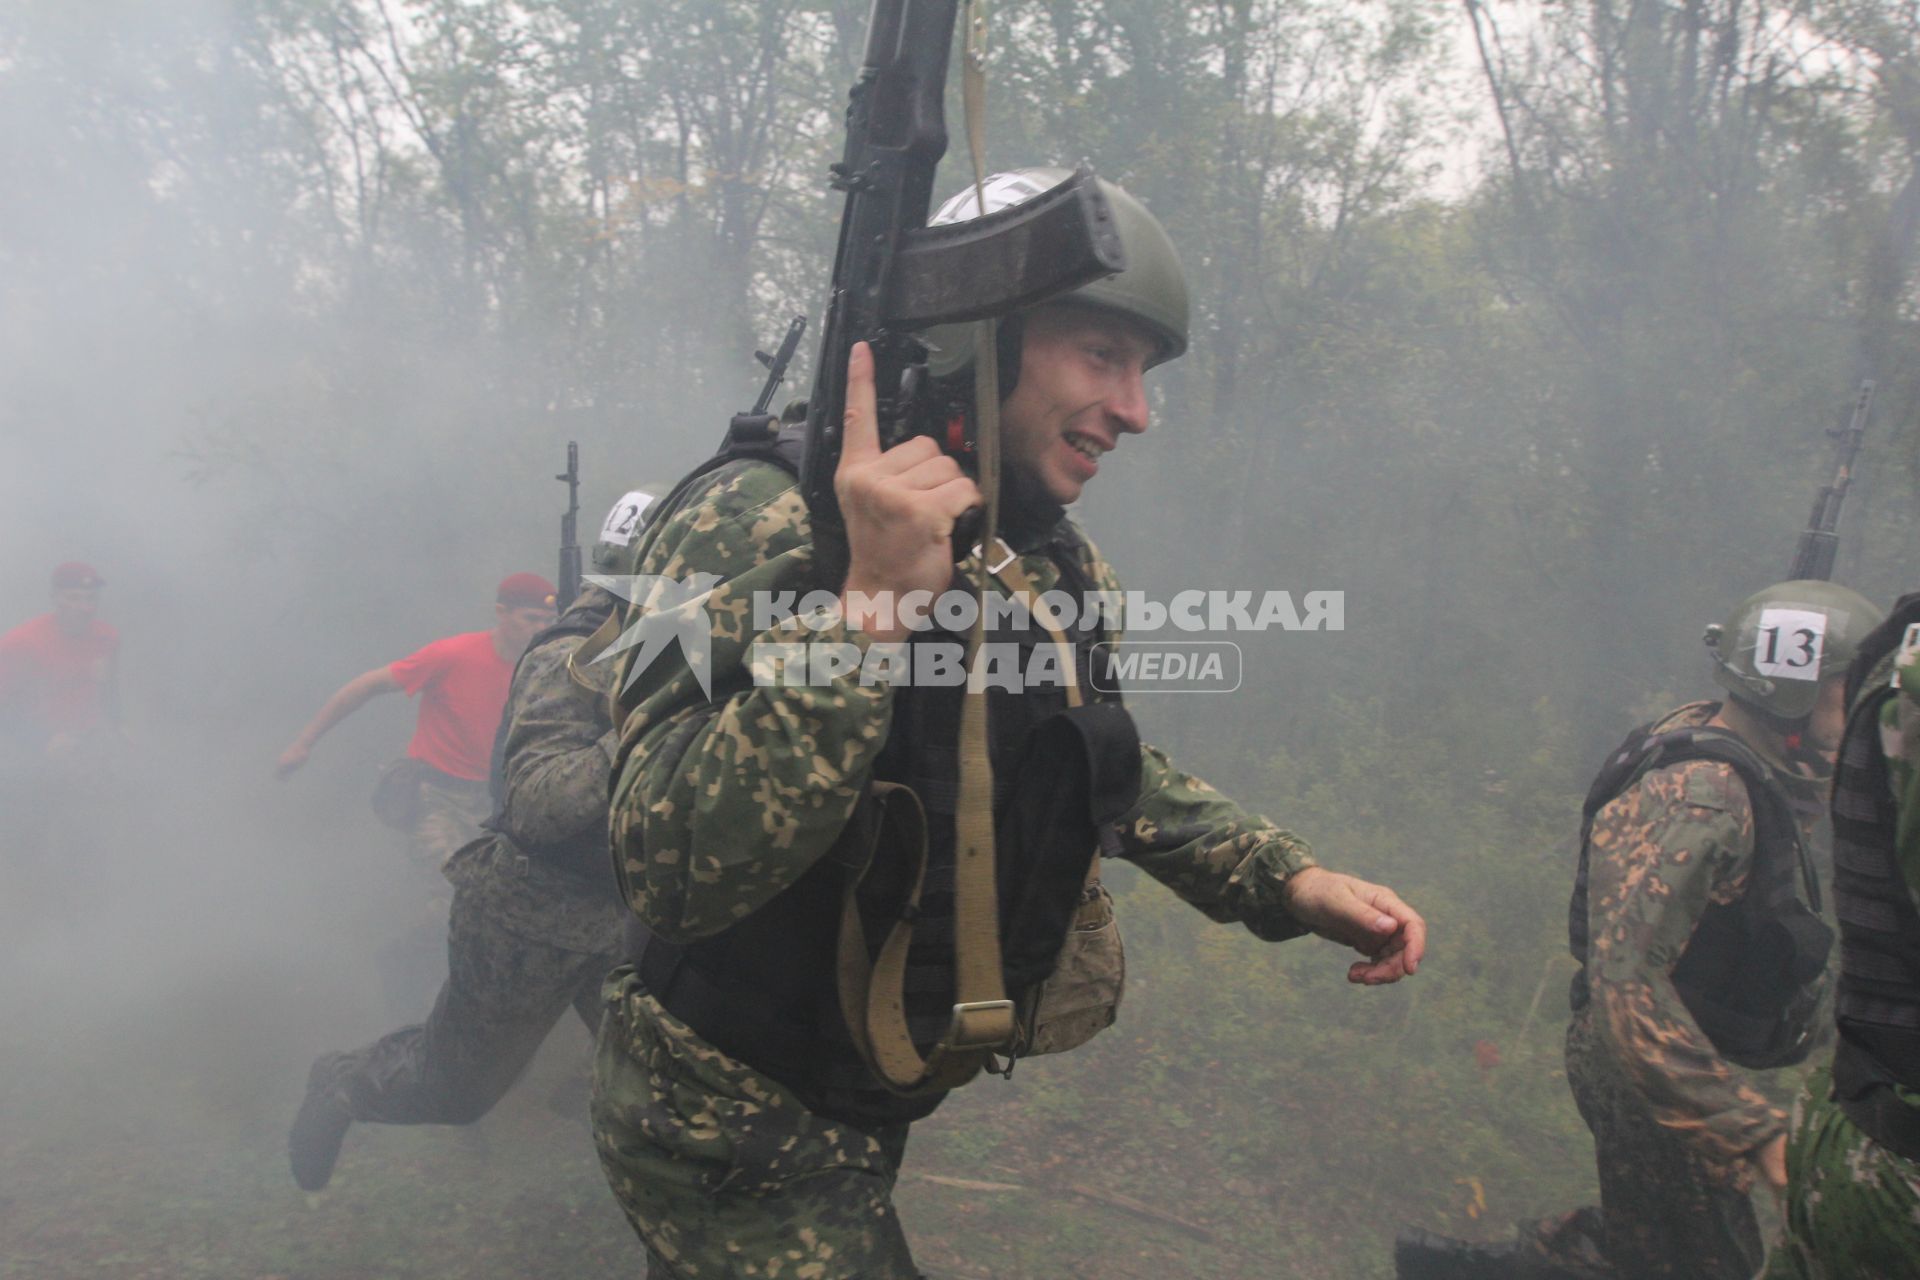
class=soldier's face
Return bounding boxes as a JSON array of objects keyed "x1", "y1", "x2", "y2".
[
  {"x1": 51, "y1": 586, "x2": 99, "y2": 628},
  {"x1": 1000, "y1": 304, "x2": 1157, "y2": 506},
  {"x1": 1805, "y1": 675, "x2": 1849, "y2": 765}
]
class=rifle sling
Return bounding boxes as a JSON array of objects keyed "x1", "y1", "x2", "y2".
[
  {"x1": 836, "y1": 549, "x2": 1090, "y2": 1095},
  {"x1": 566, "y1": 609, "x2": 625, "y2": 693}
]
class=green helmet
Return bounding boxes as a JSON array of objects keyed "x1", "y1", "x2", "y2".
[
  {"x1": 591, "y1": 489, "x2": 659, "y2": 576},
  {"x1": 1704, "y1": 580, "x2": 1885, "y2": 721},
  {"x1": 920, "y1": 167, "x2": 1190, "y2": 380}
]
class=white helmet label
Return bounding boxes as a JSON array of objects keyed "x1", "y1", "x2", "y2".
[
  {"x1": 930, "y1": 171, "x2": 1054, "y2": 225},
  {"x1": 1753, "y1": 608, "x2": 1827, "y2": 682},
  {"x1": 601, "y1": 491, "x2": 656, "y2": 546}
]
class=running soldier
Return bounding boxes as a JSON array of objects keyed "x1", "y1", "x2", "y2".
[
  {"x1": 1399, "y1": 582, "x2": 1883, "y2": 1279},
  {"x1": 593, "y1": 169, "x2": 1428, "y2": 1279},
  {"x1": 288, "y1": 512, "x2": 646, "y2": 1190}
]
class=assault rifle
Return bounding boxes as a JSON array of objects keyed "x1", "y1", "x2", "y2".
[
  {"x1": 1788, "y1": 380, "x2": 1875, "y2": 582},
  {"x1": 555, "y1": 441, "x2": 581, "y2": 609},
  {"x1": 726, "y1": 315, "x2": 808, "y2": 446},
  {"x1": 797, "y1": 0, "x2": 1126, "y2": 556}
]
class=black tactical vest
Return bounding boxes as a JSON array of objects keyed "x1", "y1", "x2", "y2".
[
  {"x1": 1568, "y1": 710, "x2": 1832, "y2": 1070},
  {"x1": 480, "y1": 593, "x2": 619, "y2": 884},
  {"x1": 630, "y1": 527, "x2": 1141, "y2": 1130},
  {"x1": 1830, "y1": 594, "x2": 1920, "y2": 1158}
]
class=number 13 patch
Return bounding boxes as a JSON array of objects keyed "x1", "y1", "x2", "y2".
[{"x1": 1753, "y1": 607, "x2": 1828, "y2": 681}]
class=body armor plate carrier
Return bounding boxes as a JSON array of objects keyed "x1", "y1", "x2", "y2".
[
  {"x1": 621, "y1": 443, "x2": 1141, "y2": 1129},
  {"x1": 1568, "y1": 711, "x2": 1832, "y2": 1070}
]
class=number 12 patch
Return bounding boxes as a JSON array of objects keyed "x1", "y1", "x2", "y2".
[
  {"x1": 1753, "y1": 608, "x2": 1828, "y2": 681},
  {"x1": 601, "y1": 490, "x2": 656, "y2": 546}
]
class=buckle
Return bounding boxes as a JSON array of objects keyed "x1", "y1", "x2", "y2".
[
  {"x1": 970, "y1": 538, "x2": 1017, "y2": 574},
  {"x1": 946, "y1": 998, "x2": 1016, "y2": 1050}
]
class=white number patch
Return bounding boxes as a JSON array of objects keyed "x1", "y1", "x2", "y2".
[
  {"x1": 1895, "y1": 624, "x2": 1920, "y2": 690},
  {"x1": 601, "y1": 490, "x2": 656, "y2": 546},
  {"x1": 1752, "y1": 607, "x2": 1828, "y2": 682}
]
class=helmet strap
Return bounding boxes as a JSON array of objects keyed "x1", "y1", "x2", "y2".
[
  {"x1": 1727, "y1": 691, "x2": 1808, "y2": 739},
  {"x1": 1725, "y1": 693, "x2": 1829, "y2": 777}
]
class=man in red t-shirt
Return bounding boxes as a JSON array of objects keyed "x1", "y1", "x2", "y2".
[
  {"x1": 0, "y1": 561, "x2": 120, "y2": 758},
  {"x1": 1, "y1": 561, "x2": 123, "y2": 893},
  {"x1": 276, "y1": 573, "x2": 557, "y2": 884}
]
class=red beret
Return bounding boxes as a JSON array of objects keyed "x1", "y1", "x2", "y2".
[
  {"x1": 496, "y1": 572, "x2": 557, "y2": 610},
  {"x1": 51, "y1": 561, "x2": 104, "y2": 590}
]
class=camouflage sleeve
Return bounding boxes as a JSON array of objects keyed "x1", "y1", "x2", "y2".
[
  {"x1": 1883, "y1": 666, "x2": 1920, "y2": 913},
  {"x1": 495, "y1": 603, "x2": 617, "y2": 850},
  {"x1": 1586, "y1": 758, "x2": 1785, "y2": 1169},
  {"x1": 1062, "y1": 527, "x2": 1318, "y2": 942},
  {"x1": 608, "y1": 464, "x2": 895, "y2": 942},
  {"x1": 1116, "y1": 747, "x2": 1319, "y2": 941}
]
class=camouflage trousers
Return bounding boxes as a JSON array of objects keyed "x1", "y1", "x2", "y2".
[
  {"x1": 1761, "y1": 1066, "x2": 1920, "y2": 1280},
  {"x1": 377, "y1": 772, "x2": 492, "y2": 1014},
  {"x1": 591, "y1": 969, "x2": 921, "y2": 1279},
  {"x1": 318, "y1": 870, "x2": 617, "y2": 1126},
  {"x1": 1527, "y1": 1007, "x2": 1765, "y2": 1279}
]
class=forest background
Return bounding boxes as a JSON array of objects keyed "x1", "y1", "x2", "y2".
[{"x1": 3, "y1": 1, "x2": 1920, "y2": 1277}]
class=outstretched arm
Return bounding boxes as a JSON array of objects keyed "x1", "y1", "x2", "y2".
[
  {"x1": 1115, "y1": 744, "x2": 1424, "y2": 982},
  {"x1": 277, "y1": 666, "x2": 400, "y2": 777},
  {"x1": 1281, "y1": 866, "x2": 1426, "y2": 984}
]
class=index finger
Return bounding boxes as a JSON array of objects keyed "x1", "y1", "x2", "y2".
[{"x1": 839, "y1": 341, "x2": 881, "y2": 468}]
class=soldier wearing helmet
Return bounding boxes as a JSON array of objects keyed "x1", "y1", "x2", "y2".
[
  {"x1": 286, "y1": 500, "x2": 650, "y2": 1192},
  {"x1": 1399, "y1": 581, "x2": 1884, "y2": 1280},
  {"x1": 1764, "y1": 591, "x2": 1920, "y2": 1279},
  {"x1": 591, "y1": 169, "x2": 1427, "y2": 1277}
]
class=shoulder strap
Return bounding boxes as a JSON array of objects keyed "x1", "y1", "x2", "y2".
[
  {"x1": 618, "y1": 421, "x2": 806, "y2": 591},
  {"x1": 835, "y1": 545, "x2": 1088, "y2": 1095},
  {"x1": 1586, "y1": 722, "x2": 1773, "y2": 822},
  {"x1": 1585, "y1": 719, "x2": 1817, "y2": 908},
  {"x1": 580, "y1": 423, "x2": 806, "y2": 697}
]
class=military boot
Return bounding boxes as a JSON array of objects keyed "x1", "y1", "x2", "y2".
[
  {"x1": 288, "y1": 1054, "x2": 353, "y2": 1191},
  {"x1": 1510, "y1": 1206, "x2": 1613, "y2": 1279},
  {"x1": 1394, "y1": 1228, "x2": 1526, "y2": 1279}
]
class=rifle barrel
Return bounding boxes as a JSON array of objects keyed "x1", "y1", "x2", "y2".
[{"x1": 1788, "y1": 379, "x2": 1874, "y2": 582}]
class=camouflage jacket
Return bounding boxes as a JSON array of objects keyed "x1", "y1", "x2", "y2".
[
  {"x1": 608, "y1": 460, "x2": 1318, "y2": 950},
  {"x1": 1582, "y1": 700, "x2": 1828, "y2": 1174},
  {"x1": 1883, "y1": 651, "x2": 1920, "y2": 912},
  {"x1": 447, "y1": 588, "x2": 625, "y2": 957}
]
